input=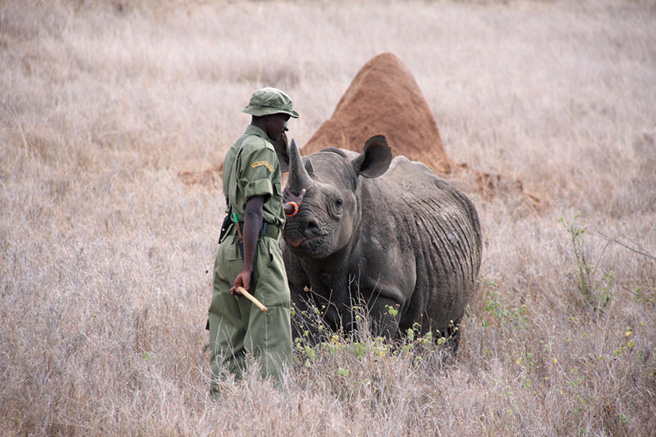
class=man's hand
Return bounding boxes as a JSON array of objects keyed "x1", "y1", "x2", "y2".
[
  {"x1": 230, "y1": 269, "x2": 252, "y2": 295},
  {"x1": 283, "y1": 187, "x2": 306, "y2": 207}
]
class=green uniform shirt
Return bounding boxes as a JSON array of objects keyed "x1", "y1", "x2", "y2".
[{"x1": 223, "y1": 125, "x2": 285, "y2": 229}]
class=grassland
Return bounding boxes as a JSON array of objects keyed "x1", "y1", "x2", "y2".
[{"x1": 1, "y1": 0, "x2": 655, "y2": 435}]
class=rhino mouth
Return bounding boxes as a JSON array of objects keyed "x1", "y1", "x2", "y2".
[{"x1": 285, "y1": 234, "x2": 322, "y2": 249}]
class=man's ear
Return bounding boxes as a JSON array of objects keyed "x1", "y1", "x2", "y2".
[{"x1": 273, "y1": 131, "x2": 290, "y2": 173}]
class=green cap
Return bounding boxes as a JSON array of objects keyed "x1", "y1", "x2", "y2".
[{"x1": 241, "y1": 87, "x2": 300, "y2": 119}]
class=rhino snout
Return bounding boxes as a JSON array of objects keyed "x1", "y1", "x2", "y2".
[
  {"x1": 284, "y1": 216, "x2": 325, "y2": 248},
  {"x1": 305, "y1": 217, "x2": 321, "y2": 234},
  {"x1": 288, "y1": 216, "x2": 322, "y2": 237}
]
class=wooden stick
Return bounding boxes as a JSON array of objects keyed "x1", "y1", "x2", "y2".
[{"x1": 236, "y1": 286, "x2": 268, "y2": 312}]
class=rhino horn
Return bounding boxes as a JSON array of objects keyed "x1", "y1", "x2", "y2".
[{"x1": 287, "y1": 138, "x2": 314, "y2": 194}]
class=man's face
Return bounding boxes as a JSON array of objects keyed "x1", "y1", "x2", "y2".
[{"x1": 266, "y1": 113, "x2": 291, "y2": 141}]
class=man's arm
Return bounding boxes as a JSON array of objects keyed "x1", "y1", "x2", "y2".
[{"x1": 230, "y1": 195, "x2": 264, "y2": 295}]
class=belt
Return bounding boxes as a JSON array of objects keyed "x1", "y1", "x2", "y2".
[
  {"x1": 225, "y1": 222, "x2": 280, "y2": 240},
  {"x1": 260, "y1": 222, "x2": 280, "y2": 239}
]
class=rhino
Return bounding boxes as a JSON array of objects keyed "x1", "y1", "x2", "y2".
[{"x1": 281, "y1": 135, "x2": 482, "y2": 349}]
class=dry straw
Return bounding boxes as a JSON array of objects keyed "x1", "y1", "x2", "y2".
[{"x1": 1, "y1": 0, "x2": 655, "y2": 435}]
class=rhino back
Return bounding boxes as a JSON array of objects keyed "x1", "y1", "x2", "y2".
[{"x1": 360, "y1": 156, "x2": 482, "y2": 331}]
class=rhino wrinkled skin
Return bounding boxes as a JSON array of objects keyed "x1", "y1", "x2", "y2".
[{"x1": 282, "y1": 135, "x2": 482, "y2": 348}]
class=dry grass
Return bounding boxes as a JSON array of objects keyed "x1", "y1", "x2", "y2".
[{"x1": 1, "y1": 0, "x2": 655, "y2": 435}]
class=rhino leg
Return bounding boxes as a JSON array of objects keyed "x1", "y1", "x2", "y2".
[
  {"x1": 434, "y1": 317, "x2": 462, "y2": 354},
  {"x1": 366, "y1": 296, "x2": 402, "y2": 340},
  {"x1": 290, "y1": 290, "x2": 330, "y2": 345}
]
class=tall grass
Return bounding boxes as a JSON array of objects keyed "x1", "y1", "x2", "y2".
[{"x1": 1, "y1": 0, "x2": 655, "y2": 435}]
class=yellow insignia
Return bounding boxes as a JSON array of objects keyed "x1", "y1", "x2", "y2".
[{"x1": 251, "y1": 161, "x2": 273, "y2": 171}]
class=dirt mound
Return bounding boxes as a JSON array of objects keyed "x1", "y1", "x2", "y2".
[
  {"x1": 302, "y1": 52, "x2": 540, "y2": 209},
  {"x1": 302, "y1": 52, "x2": 455, "y2": 174}
]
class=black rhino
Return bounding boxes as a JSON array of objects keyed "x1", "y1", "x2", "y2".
[{"x1": 282, "y1": 135, "x2": 482, "y2": 348}]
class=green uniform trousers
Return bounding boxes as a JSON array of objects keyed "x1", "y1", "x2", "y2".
[{"x1": 208, "y1": 232, "x2": 292, "y2": 388}]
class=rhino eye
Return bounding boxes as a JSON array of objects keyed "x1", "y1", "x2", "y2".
[{"x1": 331, "y1": 197, "x2": 344, "y2": 216}]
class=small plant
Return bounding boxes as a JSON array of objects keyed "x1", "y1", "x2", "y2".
[
  {"x1": 482, "y1": 289, "x2": 530, "y2": 330},
  {"x1": 559, "y1": 212, "x2": 613, "y2": 312},
  {"x1": 385, "y1": 304, "x2": 399, "y2": 317},
  {"x1": 336, "y1": 367, "x2": 351, "y2": 377},
  {"x1": 559, "y1": 212, "x2": 594, "y2": 298},
  {"x1": 633, "y1": 285, "x2": 656, "y2": 306},
  {"x1": 143, "y1": 351, "x2": 155, "y2": 362},
  {"x1": 485, "y1": 292, "x2": 510, "y2": 320},
  {"x1": 295, "y1": 337, "x2": 318, "y2": 367},
  {"x1": 614, "y1": 326, "x2": 636, "y2": 356}
]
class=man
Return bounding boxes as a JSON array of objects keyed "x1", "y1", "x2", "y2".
[{"x1": 208, "y1": 87, "x2": 305, "y2": 391}]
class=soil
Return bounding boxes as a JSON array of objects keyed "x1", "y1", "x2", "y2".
[{"x1": 302, "y1": 52, "x2": 455, "y2": 174}]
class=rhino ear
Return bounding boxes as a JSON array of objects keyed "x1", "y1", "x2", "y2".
[
  {"x1": 304, "y1": 157, "x2": 315, "y2": 177},
  {"x1": 352, "y1": 135, "x2": 392, "y2": 178}
]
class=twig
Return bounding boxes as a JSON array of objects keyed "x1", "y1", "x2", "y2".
[{"x1": 591, "y1": 231, "x2": 656, "y2": 262}]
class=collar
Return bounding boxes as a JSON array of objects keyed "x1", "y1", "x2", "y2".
[{"x1": 244, "y1": 125, "x2": 275, "y2": 151}]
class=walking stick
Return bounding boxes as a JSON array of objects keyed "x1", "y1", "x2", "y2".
[{"x1": 236, "y1": 286, "x2": 268, "y2": 312}]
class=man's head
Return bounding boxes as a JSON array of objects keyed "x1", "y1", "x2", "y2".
[
  {"x1": 241, "y1": 87, "x2": 299, "y2": 119},
  {"x1": 243, "y1": 87, "x2": 299, "y2": 145}
]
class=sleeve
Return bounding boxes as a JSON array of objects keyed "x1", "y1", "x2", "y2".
[{"x1": 237, "y1": 141, "x2": 278, "y2": 201}]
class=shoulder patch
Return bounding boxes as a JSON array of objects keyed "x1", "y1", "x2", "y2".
[{"x1": 251, "y1": 160, "x2": 273, "y2": 172}]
